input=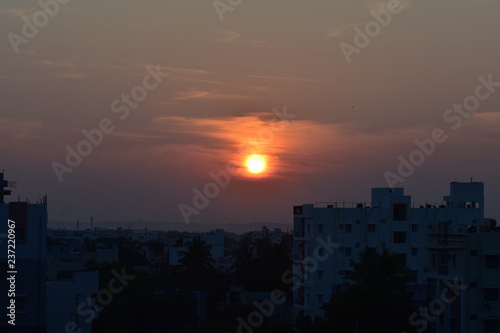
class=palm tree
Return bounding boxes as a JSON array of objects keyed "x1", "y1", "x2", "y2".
[
  {"x1": 346, "y1": 247, "x2": 414, "y2": 291},
  {"x1": 233, "y1": 244, "x2": 258, "y2": 289},
  {"x1": 323, "y1": 247, "x2": 417, "y2": 333},
  {"x1": 179, "y1": 237, "x2": 215, "y2": 291}
]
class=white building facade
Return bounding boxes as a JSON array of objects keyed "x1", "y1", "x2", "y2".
[
  {"x1": 427, "y1": 222, "x2": 500, "y2": 333},
  {"x1": 292, "y1": 182, "x2": 485, "y2": 319}
]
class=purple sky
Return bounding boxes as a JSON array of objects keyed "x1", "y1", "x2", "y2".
[{"x1": 1, "y1": 0, "x2": 499, "y2": 226}]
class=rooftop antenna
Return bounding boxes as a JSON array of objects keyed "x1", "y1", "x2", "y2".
[{"x1": 0, "y1": 171, "x2": 16, "y2": 204}]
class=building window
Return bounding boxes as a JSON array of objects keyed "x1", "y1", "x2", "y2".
[
  {"x1": 438, "y1": 251, "x2": 446, "y2": 265},
  {"x1": 355, "y1": 219, "x2": 360, "y2": 225},
  {"x1": 318, "y1": 294, "x2": 324, "y2": 303},
  {"x1": 16, "y1": 228, "x2": 26, "y2": 242},
  {"x1": 411, "y1": 248, "x2": 418, "y2": 256},
  {"x1": 296, "y1": 219, "x2": 305, "y2": 237},
  {"x1": 355, "y1": 243, "x2": 360, "y2": 249},
  {"x1": 345, "y1": 225, "x2": 352, "y2": 233},
  {"x1": 318, "y1": 247, "x2": 324, "y2": 257},
  {"x1": 381, "y1": 219, "x2": 386, "y2": 223},
  {"x1": 318, "y1": 224, "x2": 324, "y2": 233},
  {"x1": 429, "y1": 281, "x2": 437, "y2": 298},
  {"x1": 345, "y1": 248, "x2": 352, "y2": 256},
  {"x1": 15, "y1": 297, "x2": 25, "y2": 312},
  {"x1": 484, "y1": 319, "x2": 500, "y2": 333},
  {"x1": 470, "y1": 250, "x2": 478, "y2": 257},
  {"x1": 470, "y1": 314, "x2": 477, "y2": 320},
  {"x1": 381, "y1": 242, "x2": 386, "y2": 248},
  {"x1": 485, "y1": 255, "x2": 500, "y2": 269},
  {"x1": 393, "y1": 204, "x2": 407, "y2": 221},
  {"x1": 470, "y1": 282, "x2": 477, "y2": 288},
  {"x1": 393, "y1": 231, "x2": 407, "y2": 243},
  {"x1": 411, "y1": 224, "x2": 418, "y2": 233},
  {"x1": 318, "y1": 270, "x2": 323, "y2": 280},
  {"x1": 450, "y1": 317, "x2": 457, "y2": 331},
  {"x1": 484, "y1": 288, "x2": 499, "y2": 302},
  {"x1": 0, "y1": 261, "x2": 7, "y2": 277},
  {"x1": 431, "y1": 253, "x2": 436, "y2": 266},
  {"x1": 340, "y1": 224, "x2": 344, "y2": 229},
  {"x1": 368, "y1": 224, "x2": 376, "y2": 232}
]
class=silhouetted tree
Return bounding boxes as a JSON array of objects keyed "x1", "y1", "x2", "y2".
[
  {"x1": 147, "y1": 240, "x2": 165, "y2": 257},
  {"x1": 261, "y1": 243, "x2": 292, "y2": 291},
  {"x1": 233, "y1": 243, "x2": 291, "y2": 291},
  {"x1": 346, "y1": 247, "x2": 414, "y2": 290},
  {"x1": 234, "y1": 244, "x2": 258, "y2": 289},
  {"x1": 179, "y1": 237, "x2": 215, "y2": 291},
  {"x1": 323, "y1": 247, "x2": 417, "y2": 333}
]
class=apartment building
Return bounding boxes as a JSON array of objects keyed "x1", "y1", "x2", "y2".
[
  {"x1": 0, "y1": 172, "x2": 48, "y2": 332},
  {"x1": 292, "y1": 181, "x2": 484, "y2": 319},
  {"x1": 427, "y1": 221, "x2": 500, "y2": 333}
]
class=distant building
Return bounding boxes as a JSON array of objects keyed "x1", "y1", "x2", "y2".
[
  {"x1": 47, "y1": 240, "x2": 117, "y2": 280},
  {"x1": 92, "y1": 245, "x2": 119, "y2": 264},
  {"x1": 46, "y1": 271, "x2": 99, "y2": 333},
  {"x1": 214, "y1": 256, "x2": 236, "y2": 274},
  {"x1": 201, "y1": 229, "x2": 225, "y2": 258},
  {"x1": 251, "y1": 226, "x2": 282, "y2": 244},
  {"x1": 46, "y1": 247, "x2": 86, "y2": 281},
  {"x1": 141, "y1": 245, "x2": 165, "y2": 266},
  {"x1": 169, "y1": 246, "x2": 187, "y2": 266},
  {"x1": 292, "y1": 181, "x2": 485, "y2": 319},
  {"x1": 0, "y1": 172, "x2": 47, "y2": 332}
]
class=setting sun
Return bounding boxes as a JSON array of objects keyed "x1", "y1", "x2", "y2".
[{"x1": 246, "y1": 154, "x2": 266, "y2": 174}]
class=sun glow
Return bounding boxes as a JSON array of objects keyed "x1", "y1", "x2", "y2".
[{"x1": 245, "y1": 154, "x2": 266, "y2": 174}]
